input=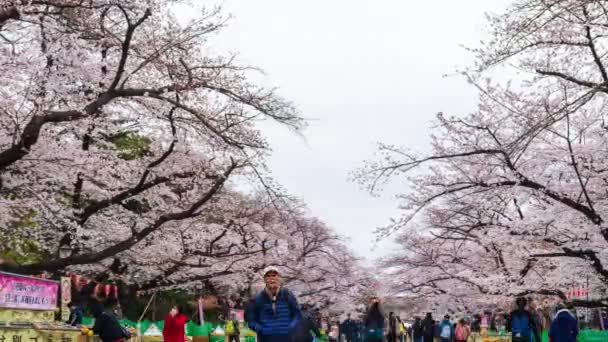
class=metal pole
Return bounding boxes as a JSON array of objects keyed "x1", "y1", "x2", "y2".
[
  {"x1": 586, "y1": 275, "x2": 590, "y2": 325},
  {"x1": 152, "y1": 293, "x2": 157, "y2": 322},
  {"x1": 586, "y1": 275, "x2": 589, "y2": 302}
]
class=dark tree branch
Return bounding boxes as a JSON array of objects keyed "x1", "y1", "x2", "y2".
[
  {"x1": 519, "y1": 258, "x2": 537, "y2": 278},
  {"x1": 0, "y1": 6, "x2": 19, "y2": 26},
  {"x1": 385, "y1": 148, "x2": 604, "y2": 235},
  {"x1": 137, "y1": 270, "x2": 233, "y2": 292},
  {"x1": 515, "y1": 289, "x2": 567, "y2": 301},
  {"x1": 531, "y1": 248, "x2": 608, "y2": 281},
  {"x1": 0, "y1": 89, "x2": 118, "y2": 170},
  {"x1": 564, "y1": 113, "x2": 595, "y2": 212},
  {"x1": 536, "y1": 69, "x2": 607, "y2": 91},
  {"x1": 569, "y1": 298, "x2": 608, "y2": 308},
  {"x1": 0, "y1": 111, "x2": 85, "y2": 170},
  {"x1": 0, "y1": 159, "x2": 239, "y2": 274},
  {"x1": 583, "y1": 6, "x2": 608, "y2": 84},
  {"x1": 79, "y1": 171, "x2": 195, "y2": 224},
  {"x1": 108, "y1": 7, "x2": 151, "y2": 91},
  {"x1": 78, "y1": 108, "x2": 182, "y2": 224}
]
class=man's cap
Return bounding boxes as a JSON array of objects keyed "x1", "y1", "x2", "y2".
[{"x1": 263, "y1": 266, "x2": 280, "y2": 276}]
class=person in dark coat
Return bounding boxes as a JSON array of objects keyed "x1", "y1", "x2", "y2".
[
  {"x1": 354, "y1": 320, "x2": 364, "y2": 342},
  {"x1": 529, "y1": 299, "x2": 543, "y2": 342},
  {"x1": 548, "y1": 305, "x2": 578, "y2": 342},
  {"x1": 91, "y1": 303, "x2": 125, "y2": 342},
  {"x1": 341, "y1": 313, "x2": 356, "y2": 342},
  {"x1": 67, "y1": 301, "x2": 84, "y2": 326},
  {"x1": 244, "y1": 297, "x2": 255, "y2": 323},
  {"x1": 364, "y1": 298, "x2": 385, "y2": 342},
  {"x1": 412, "y1": 317, "x2": 424, "y2": 342},
  {"x1": 422, "y1": 313, "x2": 435, "y2": 342},
  {"x1": 471, "y1": 315, "x2": 481, "y2": 333},
  {"x1": 291, "y1": 304, "x2": 321, "y2": 342}
]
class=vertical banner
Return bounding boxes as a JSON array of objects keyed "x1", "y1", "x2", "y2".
[
  {"x1": 198, "y1": 297, "x2": 204, "y2": 325},
  {"x1": 61, "y1": 276, "x2": 72, "y2": 321}
]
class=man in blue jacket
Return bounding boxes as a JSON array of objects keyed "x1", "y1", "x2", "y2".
[
  {"x1": 246, "y1": 266, "x2": 301, "y2": 342},
  {"x1": 548, "y1": 304, "x2": 578, "y2": 342}
]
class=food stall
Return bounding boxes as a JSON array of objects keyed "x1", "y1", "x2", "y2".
[{"x1": 0, "y1": 272, "x2": 81, "y2": 342}]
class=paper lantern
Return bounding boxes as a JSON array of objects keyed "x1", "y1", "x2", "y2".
[{"x1": 94, "y1": 283, "x2": 102, "y2": 296}]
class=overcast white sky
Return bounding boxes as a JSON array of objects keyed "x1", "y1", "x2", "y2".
[{"x1": 180, "y1": 0, "x2": 510, "y2": 261}]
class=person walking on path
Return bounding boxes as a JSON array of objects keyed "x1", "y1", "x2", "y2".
[
  {"x1": 67, "y1": 301, "x2": 84, "y2": 326},
  {"x1": 454, "y1": 319, "x2": 470, "y2": 342},
  {"x1": 507, "y1": 297, "x2": 541, "y2": 342},
  {"x1": 471, "y1": 315, "x2": 481, "y2": 333},
  {"x1": 292, "y1": 304, "x2": 321, "y2": 342},
  {"x1": 412, "y1": 317, "x2": 424, "y2": 342},
  {"x1": 387, "y1": 312, "x2": 398, "y2": 342},
  {"x1": 529, "y1": 300, "x2": 544, "y2": 342},
  {"x1": 422, "y1": 313, "x2": 435, "y2": 342},
  {"x1": 364, "y1": 297, "x2": 385, "y2": 342},
  {"x1": 548, "y1": 304, "x2": 578, "y2": 342},
  {"x1": 225, "y1": 312, "x2": 241, "y2": 342},
  {"x1": 341, "y1": 313, "x2": 356, "y2": 342},
  {"x1": 439, "y1": 315, "x2": 454, "y2": 342},
  {"x1": 163, "y1": 305, "x2": 188, "y2": 342},
  {"x1": 246, "y1": 266, "x2": 301, "y2": 342},
  {"x1": 397, "y1": 317, "x2": 405, "y2": 342},
  {"x1": 91, "y1": 303, "x2": 127, "y2": 342}
]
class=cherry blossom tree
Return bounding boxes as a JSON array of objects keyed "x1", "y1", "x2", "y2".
[
  {"x1": 0, "y1": 0, "x2": 304, "y2": 275},
  {"x1": 357, "y1": 0, "x2": 608, "y2": 308},
  {"x1": 0, "y1": 1, "x2": 371, "y2": 312},
  {"x1": 95, "y1": 193, "x2": 371, "y2": 313},
  {"x1": 195, "y1": 197, "x2": 373, "y2": 313}
]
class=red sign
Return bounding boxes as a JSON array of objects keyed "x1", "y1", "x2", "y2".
[{"x1": 230, "y1": 309, "x2": 245, "y2": 322}]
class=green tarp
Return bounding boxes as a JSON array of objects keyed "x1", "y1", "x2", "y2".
[
  {"x1": 77, "y1": 318, "x2": 608, "y2": 341},
  {"x1": 186, "y1": 321, "x2": 213, "y2": 336},
  {"x1": 82, "y1": 317, "x2": 94, "y2": 326},
  {"x1": 82, "y1": 317, "x2": 250, "y2": 337},
  {"x1": 577, "y1": 329, "x2": 608, "y2": 342},
  {"x1": 209, "y1": 337, "x2": 253, "y2": 342}
]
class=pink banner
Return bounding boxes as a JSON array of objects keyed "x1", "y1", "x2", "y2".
[
  {"x1": 230, "y1": 309, "x2": 244, "y2": 322},
  {"x1": 0, "y1": 272, "x2": 58, "y2": 310}
]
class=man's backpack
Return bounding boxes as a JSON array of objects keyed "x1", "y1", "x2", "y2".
[
  {"x1": 440, "y1": 323, "x2": 451, "y2": 339},
  {"x1": 423, "y1": 321, "x2": 434, "y2": 336},
  {"x1": 225, "y1": 320, "x2": 235, "y2": 336},
  {"x1": 455, "y1": 325, "x2": 467, "y2": 341},
  {"x1": 102, "y1": 312, "x2": 131, "y2": 339},
  {"x1": 511, "y1": 313, "x2": 531, "y2": 342}
]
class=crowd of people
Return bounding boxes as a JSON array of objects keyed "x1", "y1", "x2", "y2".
[
  {"x1": 67, "y1": 265, "x2": 588, "y2": 342},
  {"x1": 338, "y1": 296, "x2": 579, "y2": 342}
]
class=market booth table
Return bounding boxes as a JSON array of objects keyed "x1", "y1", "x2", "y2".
[{"x1": 0, "y1": 272, "x2": 81, "y2": 342}]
